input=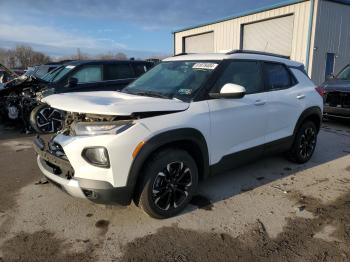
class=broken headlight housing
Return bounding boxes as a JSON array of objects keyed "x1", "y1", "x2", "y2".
[{"x1": 72, "y1": 121, "x2": 134, "y2": 136}]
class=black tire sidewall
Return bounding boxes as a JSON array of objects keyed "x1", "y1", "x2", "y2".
[
  {"x1": 292, "y1": 121, "x2": 317, "y2": 163},
  {"x1": 140, "y1": 149, "x2": 198, "y2": 219}
]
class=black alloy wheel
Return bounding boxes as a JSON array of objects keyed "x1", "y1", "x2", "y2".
[
  {"x1": 287, "y1": 121, "x2": 318, "y2": 163},
  {"x1": 137, "y1": 149, "x2": 198, "y2": 219},
  {"x1": 152, "y1": 161, "x2": 192, "y2": 211},
  {"x1": 299, "y1": 127, "x2": 316, "y2": 160}
]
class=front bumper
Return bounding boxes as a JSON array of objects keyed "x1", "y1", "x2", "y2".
[
  {"x1": 324, "y1": 105, "x2": 350, "y2": 119},
  {"x1": 34, "y1": 136, "x2": 133, "y2": 205},
  {"x1": 37, "y1": 155, "x2": 86, "y2": 198}
]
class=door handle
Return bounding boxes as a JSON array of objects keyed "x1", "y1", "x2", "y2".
[
  {"x1": 296, "y1": 94, "x2": 305, "y2": 99},
  {"x1": 254, "y1": 100, "x2": 266, "y2": 106}
]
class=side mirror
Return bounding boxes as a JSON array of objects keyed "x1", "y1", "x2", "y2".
[
  {"x1": 326, "y1": 74, "x2": 335, "y2": 80},
  {"x1": 209, "y1": 83, "x2": 246, "y2": 99},
  {"x1": 67, "y1": 77, "x2": 78, "y2": 87}
]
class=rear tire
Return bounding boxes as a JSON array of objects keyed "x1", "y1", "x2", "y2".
[
  {"x1": 287, "y1": 121, "x2": 317, "y2": 163},
  {"x1": 30, "y1": 103, "x2": 64, "y2": 134},
  {"x1": 137, "y1": 149, "x2": 198, "y2": 219}
]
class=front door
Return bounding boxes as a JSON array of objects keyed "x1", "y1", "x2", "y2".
[{"x1": 207, "y1": 60, "x2": 268, "y2": 165}]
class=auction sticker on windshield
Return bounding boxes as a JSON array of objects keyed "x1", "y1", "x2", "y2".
[
  {"x1": 193, "y1": 63, "x2": 218, "y2": 70},
  {"x1": 66, "y1": 65, "x2": 76, "y2": 69}
]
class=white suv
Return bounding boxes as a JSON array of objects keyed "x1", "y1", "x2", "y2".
[{"x1": 34, "y1": 51, "x2": 323, "y2": 218}]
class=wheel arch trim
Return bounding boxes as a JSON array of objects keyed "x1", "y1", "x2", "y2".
[
  {"x1": 126, "y1": 128, "x2": 209, "y2": 196},
  {"x1": 293, "y1": 106, "x2": 322, "y2": 136}
]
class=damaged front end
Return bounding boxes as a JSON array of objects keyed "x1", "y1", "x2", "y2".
[
  {"x1": 0, "y1": 75, "x2": 49, "y2": 129},
  {"x1": 33, "y1": 111, "x2": 144, "y2": 205},
  {"x1": 324, "y1": 90, "x2": 350, "y2": 119}
]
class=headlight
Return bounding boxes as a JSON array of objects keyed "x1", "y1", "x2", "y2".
[{"x1": 73, "y1": 121, "x2": 134, "y2": 136}]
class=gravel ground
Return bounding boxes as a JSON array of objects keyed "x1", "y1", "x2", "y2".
[{"x1": 0, "y1": 120, "x2": 349, "y2": 261}]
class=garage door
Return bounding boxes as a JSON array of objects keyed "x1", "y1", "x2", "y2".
[
  {"x1": 184, "y1": 32, "x2": 214, "y2": 53},
  {"x1": 242, "y1": 15, "x2": 294, "y2": 57}
]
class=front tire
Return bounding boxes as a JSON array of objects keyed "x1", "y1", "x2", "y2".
[
  {"x1": 137, "y1": 149, "x2": 198, "y2": 219},
  {"x1": 287, "y1": 121, "x2": 317, "y2": 163},
  {"x1": 30, "y1": 103, "x2": 64, "y2": 134}
]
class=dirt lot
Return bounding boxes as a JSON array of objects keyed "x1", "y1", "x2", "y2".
[{"x1": 0, "y1": 120, "x2": 349, "y2": 262}]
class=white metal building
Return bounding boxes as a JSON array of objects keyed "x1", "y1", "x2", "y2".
[{"x1": 173, "y1": 0, "x2": 350, "y2": 84}]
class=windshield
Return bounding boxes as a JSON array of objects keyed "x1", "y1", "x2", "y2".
[
  {"x1": 123, "y1": 61, "x2": 219, "y2": 101},
  {"x1": 337, "y1": 65, "x2": 350, "y2": 80},
  {"x1": 25, "y1": 67, "x2": 37, "y2": 77},
  {"x1": 34, "y1": 65, "x2": 55, "y2": 78},
  {"x1": 40, "y1": 65, "x2": 75, "y2": 83}
]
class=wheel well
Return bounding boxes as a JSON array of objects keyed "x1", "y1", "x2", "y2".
[
  {"x1": 143, "y1": 140, "x2": 206, "y2": 181},
  {"x1": 303, "y1": 114, "x2": 322, "y2": 132},
  {"x1": 132, "y1": 139, "x2": 206, "y2": 204}
]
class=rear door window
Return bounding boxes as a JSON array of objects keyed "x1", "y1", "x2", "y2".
[
  {"x1": 71, "y1": 65, "x2": 102, "y2": 83},
  {"x1": 263, "y1": 62, "x2": 292, "y2": 91},
  {"x1": 104, "y1": 63, "x2": 135, "y2": 80}
]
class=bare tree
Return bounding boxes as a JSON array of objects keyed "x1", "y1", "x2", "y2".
[
  {"x1": 96, "y1": 52, "x2": 114, "y2": 60},
  {"x1": 0, "y1": 48, "x2": 7, "y2": 65},
  {"x1": 32, "y1": 52, "x2": 50, "y2": 65},
  {"x1": 15, "y1": 45, "x2": 34, "y2": 69},
  {"x1": 6, "y1": 49, "x2": 17, "y2": 68},
  {"x1": 115, "y1": 52, "x2": 128, "y2": 60}
]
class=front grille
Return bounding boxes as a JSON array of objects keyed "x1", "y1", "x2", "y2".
[{"x1": 325, "y1": 92, "x2": 350, "y2": 108}]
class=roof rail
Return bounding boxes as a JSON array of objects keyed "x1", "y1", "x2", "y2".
[{"x1": 226, "y1": 49, "x2": 290, "y2": 59}]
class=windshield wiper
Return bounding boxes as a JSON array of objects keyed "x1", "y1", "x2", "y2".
[{"x1": 132, "y1": 91, "x2": 170, "y2": 99}]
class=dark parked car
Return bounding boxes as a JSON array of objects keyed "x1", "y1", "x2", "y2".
[
  {"x1": 26, "y1": 61, "x2": 71, "y2": 79},
  {"x1": 322, "y1": 64, "x2": 350, "y2": 120},
  {"x1": 0, "y1": 60, "x2": 154, "y2": 133}
]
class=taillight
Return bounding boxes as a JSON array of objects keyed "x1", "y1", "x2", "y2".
[{"x1": 315, "y1": 86, "x2": 326, "y2": 97}]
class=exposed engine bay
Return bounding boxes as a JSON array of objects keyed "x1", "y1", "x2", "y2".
[{"x1": 0, "y1": 74, "x2": 50, "y2": 131}]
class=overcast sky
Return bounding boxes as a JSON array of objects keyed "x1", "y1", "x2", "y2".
[{"x1": 0, "y1": 0, "x2": 281, "y2": 58}]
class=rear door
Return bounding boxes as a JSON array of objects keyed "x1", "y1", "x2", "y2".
[
  {"x1": 262, "y1": 62, "x2": 305, "y2": 144},
  {"x1": 67, "y1": 64, "x2": 104, "y2": 92},
  {"x1": 102, "y1": 62, "x2": 136, "y2": 91},
  {"x1": 207, "y1": 60, "x2": 269, "y2": 165}
]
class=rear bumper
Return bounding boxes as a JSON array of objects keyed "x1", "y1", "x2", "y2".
[
  {"x1": 324, "y1": 105, "x2": 350, "y2": 119},
  {"x1": 34, "y1": 136, "x2": 133, "y2": 205}
]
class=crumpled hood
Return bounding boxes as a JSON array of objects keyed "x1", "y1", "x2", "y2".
[
  {"x1": 0, "y1": 75, "x2": 47, "y2": 96},
  {"x1": 322, "y1": 79, "x2": 350, "y2": 93},
  {"x1": 42, "y1": 91, "x2": 190, "y2": 115}
]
